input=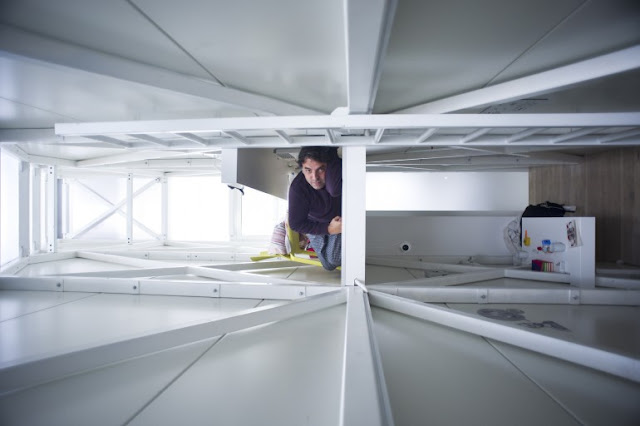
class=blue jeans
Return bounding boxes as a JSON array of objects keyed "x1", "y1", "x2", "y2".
[{"x1": 307, "y1": 233, "x2": 341, "y2": 271}]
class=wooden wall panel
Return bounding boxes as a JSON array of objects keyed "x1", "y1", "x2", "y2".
[
  {"x1": 529, "y1": 148, "x2": 639, "y2": 266},
  {"x1": 529, "y1": 164, "x2": 585, "y2": 213},
  {"x1": 585, "y1": 150, "x2": 623, "y2": 263},
  {"x1": 621, "y1": 147, "x2": 640, "y2": 266}
]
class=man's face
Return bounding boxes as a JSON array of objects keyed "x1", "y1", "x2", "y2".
[{"x1": 301, "y1": 158, "x2": 327, "y2": 190}]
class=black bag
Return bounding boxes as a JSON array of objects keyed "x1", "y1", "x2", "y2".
[
  {"x1": 522, "y1": 201, "x2": 565, "y2": 218},
  {"x1": 520, "y1": 201, "x2": 566, "y2": 247}
]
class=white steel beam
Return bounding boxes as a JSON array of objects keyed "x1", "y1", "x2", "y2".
[
  {"x1": 76, "y1": 150, "x2": 194, "y2": 168},
  {"x1": 396, "y1": 44, "x2": 640, "y2": 114},
  {"x1": 68, "y1": 178, "x2": 158, "y2": 239},
  {"x1": 222, "y1": 131, "x2": 251, "y2": 145},
  {"x1": 274, "y1": 130, "x2": 293, "y2": 144},
  {"x1": 373, "y1": 128, "x2": 385, "y2": 144},
  {"x1": 342, "y1": 147, "x2": 367, "y2": 286},
  {"x1": 126, "y1": 173, "x2": 133, "y2": 245},
  {"x1": 18, "y1": 161, "x2": 30, "y2": 257},
  {"x1": 461, "y1": 128, "x2": 492, "y2": 143},
  {"x1": 0, "y1": 24, "x2": 320, "y2": 116},
  {"x1": 367, "y1": 286, "x2": 640, "y2": 306},
  {"x1": 416, "y1": 128, "x2": 438, "y2": 143},
  {"x1": 73, "y1": 179, "x2": 160, "y2": 240},
  {"x1": 366, "y1": 256, "x2": 492, "y2": 274},
  {"x1": 598, "y1": 127, "x2": 640, "y2": 143},
  {"x1": 379, "y1": 269, "x2": 505, "y2": 287},
  {"x1": 326, "y1": 129, "x2": 337, "y2": 144},
  {"x1": 344, "y1": 0, "x2": 398, "y2": 114},
  {"x1": 31, "y1": 166, "x2": 42, "y2": 253},
  {"x1": 551, "y1": 127, "x2": 606, "y2": 144},
  {"x1": 55, "y1": 266, "x2": 188, "y2": 278},
  {"x1": 374, "y1": 155, "x2": 580, "y2": 168},
  {"x1": 369, "y1": 291, "x2": 640, "y2": 383},
  {"x1": 85, "y1": 135, "x2": 131, "y2": 148},
  {"x1": 185, "y1": 265, "x2": 312, "y2": 286},
  {"x1": 0, "y1": 290, "x2": 346, "y2": 396},
  {"x1": 173, "y1": 133, "x2": 210, "y2": 146},
  {"x1": 56, "y1": 113, "x2": 640, "y2": 136},
  {"x1": 128, "y1": 134, "x2": 173, "y2": 147},
  {"x1": 45, "y1": 166, "x2": 58, "y2": 253},
  {"x1": 595, "y1": 276, "x2": 640, "y2": 290},
  {"x1": 506, "y1": 128, "x2": 543, "y2": 143},
  {"x1": 76, "y1": 251, "x2": 169, "y2": 268},
  {"x1": 340, "y1": 287, "x2": 394, "y2": 426},
  {"x1": 161, "y1": 174, "x2": 168, "y2": 243}
]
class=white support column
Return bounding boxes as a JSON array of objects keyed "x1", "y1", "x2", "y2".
[
  {"x1": 161, "y1": 174, "x2": 168, "y2": 244},
  {"x1": 60, "y1": 178, "x2": 70, "y2": 239},
  {"x1": 31, "y1": 166, "x2": 41, "y2": 253},
  {"x1": 229, "y1": 185, "x2": 242, "y2": 241},
  {"x1": 45, "y1": 166, "x2": 58, "y2": 253},
  {"x1": 126, "y1": 173, "x2": 133, "y2": 245},
  {"x1": 340, "y1": 287, "x2": 394, "y2": 426},
  {"x1": 18, "y1": 161, "x2": 30, "y2": 258},
  {"x1": 344, "y1": 0, "x2": 398, "y2": 114},
  {"x1": 341, "y1": 147, "x2": 367, "y2": 286},
  {"x1": 0, "y1": 149, "x2": 2, "y2": 264}
]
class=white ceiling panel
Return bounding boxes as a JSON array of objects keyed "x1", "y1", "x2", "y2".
[
  {"x1": 0, "y1": 0, "x2": 213, "y2": 80},
  {"x1": 490, "y1": 0, "x2": 640, "y2": 84},
  {"x1": 461, "y1": 69, "x2": 640, "y2": 114},
  {"x1": 133, "y1": 0, "x2": 347, "y2": 113},
  {"x1": 374, "y1": 0, "x2": 583, "y2": 113},
  {"x1": 0, "y1": 55, "x2": 255, "y2": 128},
  {"x1": 12, "y1": 142, "x2": 126, "y2": 161},
  {"x1": 0, "y1": 97, "x2": 74, "y2": 129}
]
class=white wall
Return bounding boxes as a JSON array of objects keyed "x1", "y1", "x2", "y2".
[
  {"x1": 366, "y1": 171, "x2": 528, "y2": 211},
  {"x1": 367, "y1": 213, "x2": 517, "y2": 261},
  {"x1": 1, "y1": 150, "x2": 20, "y2": 265}
]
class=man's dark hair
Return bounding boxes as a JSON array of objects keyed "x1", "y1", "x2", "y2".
[{"x1": 297, "y1": 146, "x2": 338, "y2": 167}]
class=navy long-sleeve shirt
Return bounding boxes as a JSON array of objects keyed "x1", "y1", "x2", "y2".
[{"x1": 288, "y1": 158, "x2": 342, "y2": 235}]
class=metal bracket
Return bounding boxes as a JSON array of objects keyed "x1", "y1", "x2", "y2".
[
  {"x1": 569, "y1": 289, "x2": 581, "y2": 305},
  {"x1": 477, "y1": 288, "x2": 489, "y2": 303}
]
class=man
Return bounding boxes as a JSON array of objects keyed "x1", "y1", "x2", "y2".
[{"x1": 288, "y1": 146, "x2": 342, "y2": 270}]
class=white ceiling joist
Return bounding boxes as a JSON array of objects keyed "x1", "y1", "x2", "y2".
[
  {"x1": 274, "y1": 130, "x2": 293, "y2": 144},
  {"x1": 85, "y1": 135, "x2": 130, "y2": 148},
  {"x1": 396, "y1": 44, "x2": 640, "y2": 114},
  {"x1": 76, "y1": 150, "x2": 199, "y2": 168},
  {"x1": 173, "y1": 133, "x2": 210, "y2": 146},
  {"x1": 128, "y1": 134, "x2": 173, "y2": 147},
  {"x1": 0, "y1": 24, "x2": 320, "y2": 117},
  {"x1": 368, "y1": 155, "x2": 580, "y2": 168},
  {"x1": 416, "y1": 128, "x2": 438, "y2": 143},
  {"x1": 344, "y1": 0, "x2": 398, "y2": 114},
  {"x1": 55, "y1": 113, "x2": 640, "y2": 136}
]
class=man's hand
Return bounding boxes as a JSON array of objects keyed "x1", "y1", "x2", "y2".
[{"x1": 328, "y1": 216, "x2": 342, "y2": 235}]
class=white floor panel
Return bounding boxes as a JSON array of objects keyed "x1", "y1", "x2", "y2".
[
  {"x1": 0, "y1": 339, "x2": 216, "y2": 426},
  {"x1": 284, "y1": 265, "x2": 341, "y2": 284},
  {"x1": 0, "y1": 293, "x2": 266, "y2": 366},
  {"x1": 128, "y1": 304, "x2": 346, "y2": 426},
  {"x1": 365, "y1": 265, "x2": 423, "y2": 284},
  {"x1": 488, "y1": 340, "x2": 640, "y2": 425},
  {"x1": 447, "y1": 303, "x2": 640, "y2": 358},
  {"x1": 0, "y1": 290, "x2": 94, "y2": 322},
  {"x1": 371, "y1": 307, "x2": 579, "y2": 426}
]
